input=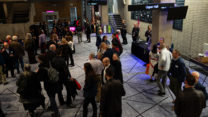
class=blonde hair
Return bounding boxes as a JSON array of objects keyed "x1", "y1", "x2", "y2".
[{"x1": 62, "y1": 38, "x2": 68, "y2": 44}]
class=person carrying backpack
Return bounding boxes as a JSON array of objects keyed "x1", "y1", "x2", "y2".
[
  {"x1": 37, "y1": 55, "x2": 60, "y2": 117},
  {"x1": 51, "y1": 48, "x2": 75, "y2": 107}
]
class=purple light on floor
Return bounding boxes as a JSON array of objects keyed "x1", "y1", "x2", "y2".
[{"x1": 46, "y1": 10, "x2": 54, "y2": 13}]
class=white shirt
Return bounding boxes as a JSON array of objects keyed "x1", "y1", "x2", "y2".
[
  {"x1": 158, "y1": 48, "x2": 172, "y2": 71},
  {"x1": 89, "y1": 59, "x2": 104, "y2": 75},
  {"x1": 103, "y1": 64, "x2": 110, "y2": 84}
]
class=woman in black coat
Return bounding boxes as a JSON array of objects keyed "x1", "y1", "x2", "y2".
[
  {"x1": 83, "y1": 63, "x2": 97, "y2": 117},
  {"x1": 112, "y1": 53, "x2": 123, "y2": 84}
]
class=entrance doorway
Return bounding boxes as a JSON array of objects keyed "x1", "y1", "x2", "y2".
[{"x1": 42, "y1": 11, "x2": 59, "y2": 33}]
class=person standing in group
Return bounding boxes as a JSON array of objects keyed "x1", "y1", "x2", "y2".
[
  {"x1": 10, "y1": 35, "x2": 25, "y2": 74},
  {"x1": 85, "y1": 19, "x2": 91, "y2": 43},
  {"x1": 100, "y1": 67, "x2": 126, "y2": 117},
  {"x1": 145, "y1": 25, "x2": 152, "y2": 44},
  {"x1": 0, "y1": 52, "x2": 6, "y2": 84},
  {"x1": 37, "y1": 55, "x2": 60, "y2": 117},
  {"x1": 168, "y1": 50, "x2": 187, "y2": 100},
  {"x1": 88, "y1": 53, "x2": 104, "y2": 102},
  {"x1": 121, "y1": 20, "x2": 128, "y2": 44},
  {"x1": 46, "y1": 44, "x2": 57, "y2": 62},
  {"x1": 1, "y1": 42, "x2": 15, "y2": 78},
  {"x1": 101, "y1": 36, "x2": 110, "y2": 46},
  {"x1": 51, "y1": 48, "x2": 74, "y2": 107},
  {"x1": 157, "y1": 43, "x2": 172, "y2": 96},
  {"x1": 192, "y1": 72, "x2": 208, "y2": 100},
  {"x1": 16, "y1": 64, "x2": 45, "y2": 117},
  {"x1": 148, "y1": 44, "x2": 159, "y2": 82},
  {"x1": 83, "y1": 63, "x2": 97, "y2": 117},
  {"x1": 132, "y1": 23, "x2": 140, "y2": 43},
  {"x1": 39, "y1": 30, "x2": 47, "y2": 54},
  {"x1": 59, "y1": 38, "x2": 71, "y2": 66},
  {"x1": 102, "y1": 57, "x2": 114, "y2": 85},
  {"x1": 77, "y1": 23, "x2": 83, "y2": 43},
  {"x1": 96, "y1": 30, "x2": 102, "y2": 51},
  {"x1": 24, "y1": 33, "x2": 37, "y2": 64},
  {"x1": 112, "y1": 53, "x2": 123, "y2": 84},
  {"x1": 174, "y1": 74, "x2": 206, "y2": 117}
]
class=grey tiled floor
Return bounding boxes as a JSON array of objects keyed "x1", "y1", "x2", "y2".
[{"x1": 0, "y1": 33, "x2": 208, "y2": 117}]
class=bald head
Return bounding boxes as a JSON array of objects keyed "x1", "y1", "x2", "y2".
[
  {"x1": 102, "y1": 57, "x2": 110, "y2": 67},
  {"x1": 3, "y1": 42, "x2": 9, "y2": 49},
  {"x1": 192, "y1": 71, "x2": 200, "y2": 82},
  {"x1": 12, "y1": 35, "x2": 18, "y2": 41},
  {"x1": 49, "y1": 44, "x2": 56, "y2": 52}
]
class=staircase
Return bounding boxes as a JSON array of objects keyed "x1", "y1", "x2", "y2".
[{"x1": 108, "y1": 14, "x2": 123, "y2": 33}]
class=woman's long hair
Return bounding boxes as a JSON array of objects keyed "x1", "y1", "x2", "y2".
[{"x1": 84, "y1": 63, "x2": 96, "y2": 82}]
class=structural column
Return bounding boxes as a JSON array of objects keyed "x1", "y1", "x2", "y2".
[
  {"x1": 151, "y1": 0, "x2": 175, "y2": 48},
  {"x1": 101, "y1": 5, "x2": 108, "y2": 25},
  {"x1": 3, "y1": 3, "x2": 8, "y2": 18}
]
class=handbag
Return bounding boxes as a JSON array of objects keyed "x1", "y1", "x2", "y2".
[
  {"x1": 73, "y1": 78, "x2": 81, "y2": 90},
  {"x1": 145, "y1": 64, "x2": 150, "y2": 75}
]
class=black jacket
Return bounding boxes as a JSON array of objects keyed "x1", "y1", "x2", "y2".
[
  {"x1": 51, "y1": 56, "x2": 71, "y2": 84},
  {"x1": 132, "y1": 27, "x2": 140, "y2": 39},
  {"x1": 100, "y1": 79, "x2": 126, "y2": 117},
  {"x1": 1, "y1": 48, "x2": 15, "y2": 67},
  {"x1": 174, "y1": 87, "x2": 206, "y2": 117},
  {"x1": 60, "y1": 44, "x2": 72, "y2": 59},
  {"x1": 17, "y1": 71, "x2": 42, "y2": 101},
  {"x1": 168, "y1": 57, "x2": 187, "y2": 83},
  {"x1": 46, "y1": 50, "x2": 56, "y2": 62},
  {"x1": 96, "y1": 34, "x2": 102, "y2": 47},
  {"x1": 101, "y1": 65, "x2": 114, "y2": 85},
  {"x1": 195, "y1": 82, "x2": 208, "y2": 100},
  {"x1": 83, "y1": 77, "x2": 97, "y2": 98},
  {"x1": 103, "y1": 48, "x2": 114, "y2": 62},
  {"x1": 112, "y1": 60, "x2": 123, "y2": 84},
  {"x1": 37, "y1": 62, "x2": 58, "y2": 96}
]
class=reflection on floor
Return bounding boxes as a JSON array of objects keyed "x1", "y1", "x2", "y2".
[{"x1": 0, "y1": 33, "x2": 207, "y2": 117}]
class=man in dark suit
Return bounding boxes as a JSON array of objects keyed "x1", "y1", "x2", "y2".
[
  {"x1": 100, "y1": 67, "x2": 125, "y2": 117},
  {"x1": 168, "y1": 50, "x2": 187, "y2": 99},
  {"x1": 1, "y1": 42, "x2": 15, "y2": 78},
  {"x1": 174, "y1": 74, "x2": 206, "y2": 117},
  {"x1": 101, "y1": 57, "x2": 114, "y2": 85},
  {"x1": 192, "y1": 71, "x2": 208, "y2": 100}
]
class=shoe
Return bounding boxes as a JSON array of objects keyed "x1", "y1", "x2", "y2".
[
  {"x1": 149, "y1": 79, "x2": 154, "y2": 82},
  {"x1": 67, "y1": 103, "x2": 76, "y2": 108},
  {"x1": 69, "y1": 64, "x2": 75, "y2": 67},
  {"x1": 3, "y1": 82, "x2": 8, "y2": 85},
  {"x1": 158, "y1": 92, "x2": 165, "y2": 96}
]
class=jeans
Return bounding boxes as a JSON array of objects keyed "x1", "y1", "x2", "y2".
[
  {"x1": 156, "y1": 70, "x2": 168, "y2": 93},
  {"x1": 57, "y1": 81, "x2": 72, "y2": 106},
  {"x1": 77, "y1": 32, "x2": 82, "y2": 43},
  {"x1": 15, "y1": 57, "x2": 24, "y2": 73},
  {"x1": 48, "y1": 95, "x2": 59, "y2": 114},
  {"x1": 83, "y1": 97, "x2": 97, "y2": 117}
]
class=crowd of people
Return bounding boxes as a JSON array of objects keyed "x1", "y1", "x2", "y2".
[{"x1": 0, "y1": 18, "x2": 207, "y2": 117}]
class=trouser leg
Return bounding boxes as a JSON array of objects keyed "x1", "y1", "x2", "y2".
[
  {"x1": 161, "y1": 71, "x2": 168, "y2": 92},
  {"x1": 96, "y1": 75, "x2": 101, "y2": 102},
  {"x1": 70, "y1": 54, "x2": 74, "y2": 65},
  {"x1": 91, "y1": 97, "x2": 97, "y2": 117},
  {"x1": 57, "y1": 86, "x2": 65, "y2": 105},
  {"x1": 157, "y1": 70, "x2": 165, "y2": 93},
  {"x1": 48, "y1": 95, "x2": 59, "y2": 114},
  {"x1": 64, "y1": 82, "x2": 72, "y2": 105},
  {"x1": 19, "y1": 57, "x2": 24, "y2": 71},
  {"x1": 83, "y1": 98, "x2": 90, "y2": 117}
]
